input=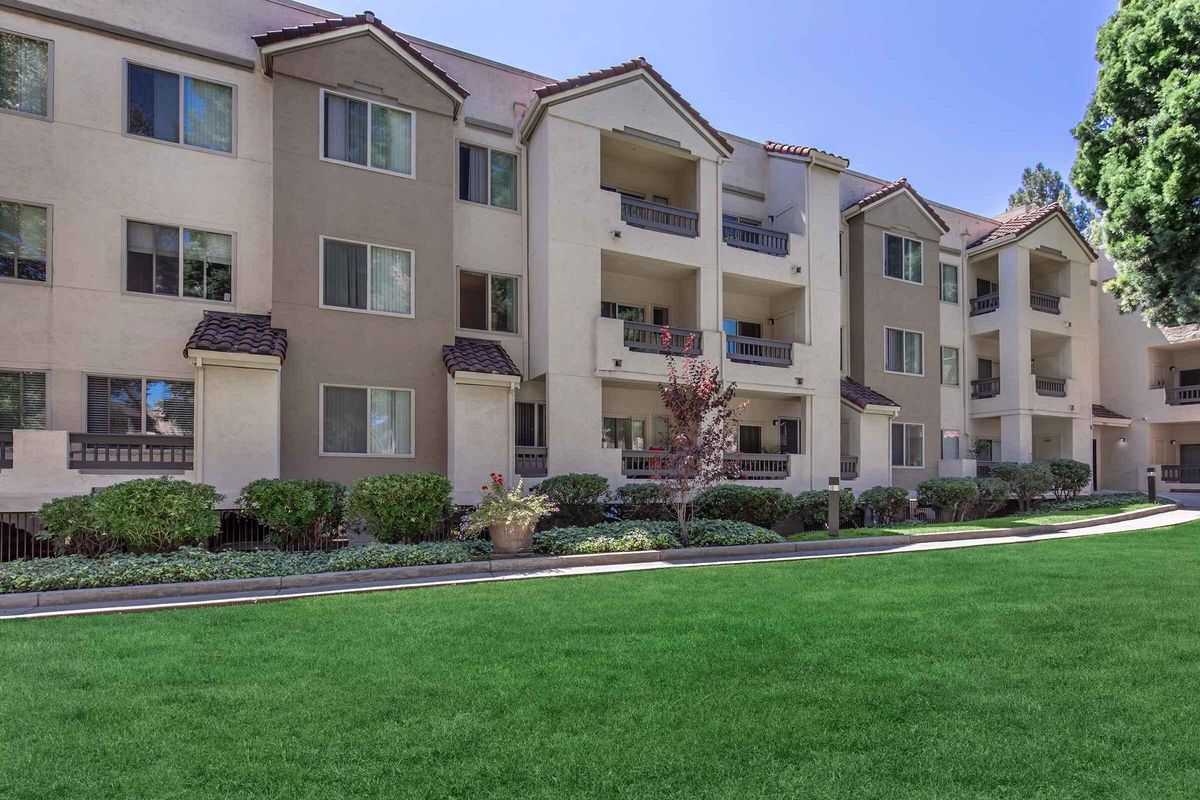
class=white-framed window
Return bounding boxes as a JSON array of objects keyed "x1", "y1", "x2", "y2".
[
  {"x1": 321, "y1": 236, "x2": 413, "y2": 317},
  {"x1": 321, "y1": 89, "x2": 413, "y2": 176},
  {"x1": 941, "y1": 346, "x2": 960, "y2": 386},
  {"x1": 125, "y1": 61, "x2": 234, "y2": 154},
  {"x1": 601, "y1": 300, "x2": 645, "y2": 323},
  {"x1": 602, "y1": 416, "x2": 645, "y2": 450},
  {"x1": 0, "y1": 370, "x2": 47, "y2": 430},
  {"x1": 891, "y1": 422, "x2": 924, "y2": 468},
  {"x1": 0, "y1": 28, "x2": 52, "y2": 119},
  {"x1": 86, "y1": 375, "x2": 194, "y2": 435},
  {"x1": 321, "y1": 384, "x2": 413, "y2": 456},
  {"x1": 885, "y1": 327, "x2": 923, "y2": 375},
  {"x1": 940, "y1": 262, "x2": 959, "y2": 303},
  {"x1": 126, "y1": 220, "x2": 233, "y2": 302},
  {"x1": 459, "y1": 269, "x2": 517, "y2": 334},
  {"x1": 1, "y1": 200, "x2": 49, "y2": 283},
  {"x1": 515, "y1": 401, "x2": 545, "y2": 448},
  {"x1": 884, "y1": 232, "x2": 922, "y2": 283},
  {"x1": 458, "y1": 142, "x2": 517, "y2": 210},
  {"x1": 941, "y1": 429, "x2": 961, "y2": 460}
]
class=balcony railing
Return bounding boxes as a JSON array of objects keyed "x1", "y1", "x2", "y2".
[
  {"x1": 1162, "y1": 464, "x2": 1200, "y2": 483},
  {"x1": 623, "y1": 321, "x2": 702, "y2": 356},
  {"x1": 1030, "y1": 290, "x2": 1062, "y2": 315},
  {"x1": 1035, "y1": 376, "x2": 1067, "y2": 397},
  {"x1": 971, "y1": 377, "x2": 1000, "y2": 399},
  {"x1": 1165, "y1": 386, "x2": 1200, "y2": 406},
  {"x1": 68, "y1": 433, "x2": 194, "y2": 471},
  {"x1": 840, "y1": 455, "x2": 859, "y2": 480},
  {"x1": 727, "y1": 335, "x2": 793, "y2": 367},
  {"x1": 0, "y1": 431, "x2": 11, "y2": 470},
  {"x1": 970, "y1": 292, "x2": 999, "y2": 316},
  {"x1": 515, "y1": 446, "x2": 548, "y2": 477},
  {"x1": 722, "y1": 220, "x2": 788, "y2": 257},
  {"x1": 620, "y1": 450, "x2": 789, "y2": 480},
  {"x1": 976, "y1": 461, "x2": 1001, "y2": 478},
  {"x1": 619, "y1": 196, "x2": 699, "y2": 238}
]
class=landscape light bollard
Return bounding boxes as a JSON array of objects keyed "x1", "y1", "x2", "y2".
[
  {"x1": 1147, "y1": 466, "x2": 1156, "y2": 502},
  {"x1": 828, "y1": 477, "x2": 840, "y2": 538}
]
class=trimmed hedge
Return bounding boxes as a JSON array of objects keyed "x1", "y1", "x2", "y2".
[
  {"x1": 693, "y1": 485, "x2": 797, "y2": 529},
  {"x1": 992, "y1": 463, "x2": 1054, "y2": 511},
  {"x1": 531, "y1": 519, "x2": 782, "y2": 556},
  {"x1": 972, "y1": 478, "x2": 1011, "y2": 518},
  {"x1": 1046, "y1": 459, "x2": 1092, "y2": 500},
  {"x1": 795, "y1": 489, "x2": 857, "y2": 531},
  {"x1": 347, "y1": 473, "x2": 452, "y2": 543},
  {"x1": 917, "y1": 478, "x2": 980, "y2": 522},
  {"x1": 857, "y1": 486, "x2": 909, "y2": 525},
  {"x1": 92, "y1": 478, "x2": 221, "y2": 552},
  {"x1": 1018, "y1": 492, "x2": 1157, "y2": 515},
  {"x1": 37, "y1": 495, "x2": 117, "y2": 557},
  {"x1": 612, "y1": 484, "x2": 673, "y2": 521},
  {"x1": 238, "y1": 478, "x2": 346, "y2": 550},
  {"x1": 536, "y1": 473, "x2": 610, "y2": 528}
]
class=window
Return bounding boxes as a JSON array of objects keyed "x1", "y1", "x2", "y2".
[
  {"x1": 0, "y1": 29, "x2": 50, "y2": 118},
  {"x1": 126, "y1": 63, "x2": 233, "y2": 153},
  {"x1": 322, "y1": 385, "x2": 412, "y2": 456},
  {"x1": 884, "y1": 233, "x2": 922, "y2": 283},
  {"x1": 86, "y1": 376, "x2": 193, "y2": 435},
  {"x1": 459, "y1": 143, "x2": 517, "y2": 210},
  {"x1": 126, "y1": 221, "x2": 232, "y2": 301},
  {"x1": 602, "y1": 417, "x2": 644, "y2": 450},
  {"x1": 515, "y1": 402, "x2": 545, "y2": 448},
  {"x1": 322, "y1": 237, "x2": 413, "y2": 316},
  {"x1": 940, "y1": 262, "x2": 959, "y2": 303},
  {"x1": 941, "y1": 430, "x2": 961, "y2": 460},
  {"x1": 1, "y1": 201, "x2": 48, "y2": 283},
  {"x1": 885, "y1": 327, "x2": 923, "y2": 375},
  {"x1": 652, "y1": 306, "x2": 670, "y2": 326},
  {"x1": 738, "y1": 424, "x2": 763, "y2": 454},
  {"x1": 724, "y1": 318, "x2": 762, "y2": 339},
  {"x1": 941, "y1": 346, "x2": 960, "y2": 386},
  {"x1": 976, "y1": 278, "x2": 999, "y2": 297},
  {"x1": 891, "y1": 422, "x2": 924, "y2": 467},
  {"x1": 601, "y1": 301, "x2": 645, "y2": 323},
  {"x1": 323, "y1": 90, "x2": 412, "y2": 175},
  {"x1": 460, "y1": 270, "x2": 517, "y2": 333},
  {"x1": 0, "y1": 370, "x2": 46, "y2": 430}
]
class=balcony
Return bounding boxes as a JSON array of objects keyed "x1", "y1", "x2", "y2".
[
  {"x1": 1034, "y1": 376, "x2": 1067, "y2": 397},
  {"x1": 0, "y1": 431, "x2": 11, "y2": 470},
  {"x1": 1030, "y1": 290, "x2": 1062, "y2": 315},
  {"x1": 68, "y1": 433, "x2": 194, "y2": 471},
  {"x1": 1165, "y1": 386, "x2": 1200, "y2": 406},
  {"x1": 727, "y1": 335, "x2": 793, "y2": 368},
  {"x1": 620, "y1": 450, "x2": 790, "y2": 480},
  {"x1": 971, "y1": 377, "x2": 1000, "y2": 399},
  {"x1": 970, "y1": 292, "x2": 999, "y2": 316},
  {"x1": 620, "y1": 196, "x2": 698, "y2": 238},
  {"x1": 515, "y1": 446, "x2": 548, "y2": 478},
  {"x1": 722, "y1": 219, "x2": 788, "y2": 257},
  {"x1": 624, "y1": 321, "x2": 702, "y2": 356},
  {"x1": 1161, "y1": 464, "x2": 1200, "y2": 483},
  {"x1": 840, "y1": 455, "x2": 859, "y2": 480}
]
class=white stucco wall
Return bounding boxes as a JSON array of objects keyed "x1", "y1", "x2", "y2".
[{"x1": 196, "y1": 360, "x2": 281, "y2": 507}]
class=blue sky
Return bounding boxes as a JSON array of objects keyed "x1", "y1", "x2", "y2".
[{"x1": 367, "y1": 0, "x2": 1115, "y2": 216}]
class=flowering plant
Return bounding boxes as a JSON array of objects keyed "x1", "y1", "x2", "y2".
[{"x1": 458, "y1": 473, "x2": 558, "y2": 538}]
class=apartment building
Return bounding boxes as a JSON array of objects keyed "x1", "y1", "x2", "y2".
[{"x1": 0, "y1": 0, "x2": 1186, "y2": 512}]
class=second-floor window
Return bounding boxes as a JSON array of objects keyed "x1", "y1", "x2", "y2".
[
  {"x1": 126, "y1": 63, "x2": 234, "y2": 153},
  {"x1": 941, "y1": 346, "x2": 960, "y2": 386},
  {"x1": 884, "y1": 233, "x2": 922, "y2": 283},
  {"x1": 941, "y1": 263, "x2": 959, "y2": 303},
  {"x1": 0, "y1": 29, "x2": 51, "y2": 118},
  {"x1": 321, "y1": 237, "x2": 413, "y2": 316},
  {"x1": 0, "y1": 370, "x2": 47, "y2": 430},
  {"x1": 323, "y1": 90, "x2": 413, "y2": 176},
  {"x1": 126, "y1": 221, "x2": 232, "y2": 302},
  {"x1": 459, "y1": 270, "x2": 517, "y2": 333},
  {"x1": 1, "y1": 200, "x2": 48, "y2": 283},
  {"x1": 885, "y1": 327, "x2": 923, "y2": 375},
  {"x1": 459, "y1": 143, "x2": 517, "y2": 210},
  {"x1": 86, "y1": 375, "x2": 194, "y2": 435}
]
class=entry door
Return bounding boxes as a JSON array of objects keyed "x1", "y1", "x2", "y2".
[
  {"x1": 977, "y1": 359, "x2": 993, "y2": 380},
  {"x1": 738, "y1": 425, "x2": 763, "y2": 454},
  {"x1": 1180, "y1": 369, "x2": 1200, "y2": 388},
  {"x1": 778, "y1": 418, "x2": 800, "y2": 455}
]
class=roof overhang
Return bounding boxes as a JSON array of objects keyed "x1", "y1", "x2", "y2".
[
  {"x1": 187, "y1": 350, "x2": 282, "y2": 370},
  {"x1": 841, "y1": 398, "x2": 900, "y2": 417},
  {"x1": 449, "y1": 370, "x2": 521, "y2": 388},
  {"x1": 842, "y1": 185, "x2": 950, "y2": 234},
  {"x1": 1092, "y1": 415, "x2": 1132, "y2": 428},
  {"x1": 967, "y1": 211, "x2": 1097, "y2": 262}
]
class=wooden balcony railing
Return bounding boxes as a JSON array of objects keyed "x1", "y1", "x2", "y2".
[
  {"x1": 840, "y1": 455, "x2": 859, "y2": 480},
  {"x1": 971, "y1": 377, "x2": 1001, "y2": 399},
  {"x1": 970, "y1": 292, "x2": 999, "y2": 316},
  {"x1": 1162, "y1": 464, "x2": 1200, "y2": 483},
  {"x1": 1165, "y1": 386, "x2": 1200, "y2": 406},
  {"x1": 68, "y1": 433, "x2": 194, "y2": 471},
  {"x1": 1030, "y1": 290, "x2": 1062, "y2": 314},
  {"x1": 515, "y1": 446, "x2": 548, "y2": 477},
  {"x1": 0, "y1": 431, "x2": 12, "y2": 470},
  {"x1": 620, "y1": 450, "x2": 789, "y2": 480},
  {"x1": 976, "y1": 461, "x2": 1001, "y2": 478},
  {"x1": 727, "y1": 335, "x2": 793, "y2": 367},
  {"x1": 623, "y1": 321, "x2": 702, "y2": 356},
  {"x1": 1035, "y1": 376, "x2": 1067, "y2": 397},
  {"x1": 722, "y1": 220, "x2": 788, "y2": 256},
  {"x1": 619, "y1": 196, "x2": 699, "y2": 237}
]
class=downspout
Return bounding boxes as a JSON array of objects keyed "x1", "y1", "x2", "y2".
[
  {"x1": 193, "y1": 355, "x2": 204, "y2": 484},
  {"x1": 960, "y1": 229, "x2": 971, "y2": 461},
  {"x1": 805, "y1": 158, "x2": 815, "y2": 490}
]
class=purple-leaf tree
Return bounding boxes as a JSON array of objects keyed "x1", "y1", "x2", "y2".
[{"x1": 651, "y1": 329, "x2": 745, "y2": 546}]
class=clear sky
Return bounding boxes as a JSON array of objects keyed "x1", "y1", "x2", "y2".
[{"x1": 364, "y1": 0, "x2": 1116, "y2": 216}]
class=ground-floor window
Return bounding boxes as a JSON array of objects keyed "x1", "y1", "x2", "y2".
[
  {"x1": 941, "y1": 429, "x2": 961, "y2": 460},
  {"x1": 86, "y1": 375, "x2": 193, "y2": 436},
  {"x1": 891, "y1": 422, "x2": 924, "y2": 467},
  {"x1": 322, "y1": 384, "x2": 412, "y2": 456},
  {"x1": 602, "y1": 416, "x2": 645, "y2": 450},
  {"x1": 0, "y1": 370, "x2": 47, "y2": 430}
]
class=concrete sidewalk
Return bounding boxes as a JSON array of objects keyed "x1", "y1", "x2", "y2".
[{"x1": 4, "y1": 508, "x2": 1197, "y2": 621}]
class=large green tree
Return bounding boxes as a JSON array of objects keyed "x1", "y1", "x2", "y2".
[
  {"x1": 1071, "y1": 0, "x2": 1200, "y2": 325},
  {"x1": 1007, "y1": 162, "x2": 1095, "y2": 232}
]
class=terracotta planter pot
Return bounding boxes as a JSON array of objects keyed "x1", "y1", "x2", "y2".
[{"x1": 489, "y1": 521, "x2": 535, "y2": 555}]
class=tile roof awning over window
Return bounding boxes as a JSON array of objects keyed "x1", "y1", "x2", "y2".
[
  {"x1": 842, "y1": 178, "x2": 949, "y2": 233},
  {"x1": 1092, "y1": 403, "x2": 1129, "y2": 421},
  {"x1": 442, "y1": 337, "x2": 521, "y2": 378},
  {"x1": 968, "y1": 203, "x2": 1098, "y2": 261},
  {"x1": 762, "y1": 140, "x2": 849, "y2": 168},
  {"x1": 185, "y1": 311, "x2": 288, "y2": 360},
  {"x1": 841, "y1": 377, "x2": 900, "y2": 410}
]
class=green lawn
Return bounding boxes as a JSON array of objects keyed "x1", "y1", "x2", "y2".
[{"x1": 3, "y1": 523, "x2": 1200, "y2": 799}]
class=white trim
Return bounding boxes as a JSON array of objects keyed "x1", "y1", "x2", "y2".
[
  {"x1": 318, "y1": 234, "x2": 416, "y2": 318},
  {"x1": 121, "y1": 217, "x2": 236, "y2": 305},
  {"x1": 891, "y1": 421, "x2": 925, "y2": 469},
  {"x1": 318, "y1": 88, "x2": 415, "y2": 179},
  {"x1": 318, "y1": 383, "x2": 415, "y2": 458},
  {"x1": 882, "y1": 231, "x2": 924, "y2": 285},
  {"x1": 457, "y1": 267, "x2": 519, "y2": 335},
  {"x1": 121, "y1": 59, "x2": 237, "y2": 157},
  {"x1": 883, "y1": 326, "x2": 925, "y2": 376},
  {"x1": 0, "y1": 197, "x2": 51, "y2": 287},
  {"x1": 0, "y1": 26, "x2": 53, "y2": 122},
  {"x1": 456, "y1": 139, "x2": 520, "y2": 212}
]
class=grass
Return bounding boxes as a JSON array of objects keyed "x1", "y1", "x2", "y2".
[
  {"x1": 3, "y1": 521, "x2": 1200, "y2": 799},
  {"x1": 789, "y1": 500, "x2": 1160, "y2": 541}
]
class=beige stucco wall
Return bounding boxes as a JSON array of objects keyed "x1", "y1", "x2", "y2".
[{"x1": 196, "y1": 359, "x2": 281, "y2": 506}]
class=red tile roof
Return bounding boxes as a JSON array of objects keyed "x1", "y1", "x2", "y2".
[
  {"x1": 1092, "y1": 403, "x2": 1129, "y2": 420},
  {"x1": 762, "y1": 141, "x2": 849, "y2": 164},
  {"x1": 252, "y1": 11, "x2": 469, "y2": 99},
  {"x1": 442, "y1": 337, "x2": 521, "y2": 378},
  {"x1": 968, "y1": 203, "x2": 1098, "y2": 260},
  {"x1": 841, "y1": 377, "x2": 900, "y2": 410},
  {"x1": 533, "y1": 57, "x2": 733, "y2": 155},
  {"x1": 847, "y1": 178, "x2": 949, "y2": 233},
  {"x1": 185, "y1": 311, "x2": 287, "y2": 360}
]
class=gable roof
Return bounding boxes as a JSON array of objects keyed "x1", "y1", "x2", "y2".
[
  {"x1": 185, "y1": 311, "x2": 288, "y2": 360},
  {"x1": 840, "y1": 377, "x2": 900, "y2": 410},
  {"x1": 252, "y1": 11, "x2": 469, "y2": 101},
  {"x1": 442, "y1": 337, "x2": 521, "y2": 378},
  {"x1": 1092, "y1": 403, "x2": 1129, "y2": 420},
  {"x1": 762, "y1": 140, "x2": 849, "y2": 168},
  {"x1": 843, "y1": 178, "x2": 950, "y2": 233},
  {"x1": 526, "y1": 57, "x2": 733, "y2": 156},
  {"x1": 968, "y1": 203, "x2": 1098, "y2": 261}
]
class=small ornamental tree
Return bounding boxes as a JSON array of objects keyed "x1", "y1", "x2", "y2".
[
  {"x1": 1045, "y1": 458, "x2": 1092, "y2": 501},
  {"x1": 651, "y1": 330, "x2": 744, "y2": 546}
]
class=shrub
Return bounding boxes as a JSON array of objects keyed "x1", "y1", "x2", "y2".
[
  {"x1": 693, "y1": 485, "x2": 797, "y2": 529},
  {"x1": 991, "y1": 463, "x2": 1054, "y2": 512},
  {"x1": 687, "y1": 519, "x2": 784, "y2": 547},
  {"x1": 237, "y1": 478, "x2": 346, "y2": 550},
  {"x1": 972, "y1": 478, "x2": 1011, "y2": 518},
  {"x1": 612, "y1": 484, "x2": 673, "y2": 521},
  {"x1": 857, "y1": 486, "x2": 910, "y2": 525},
  {"x1": 795, "y1": 489, "x2": 857, "y2": 531},
  {"x1": 91, "y1": 478, "x2": 221, "y2": 553},
  {"x1": 917, "y1": 478, "x2": 980, "y2": 522},
  {"x1": 1022, "y1": 491, "x2": 1157, "y2": 514},
  {"x1": 36, "y1": 495, "x2": 118, "y2": 557},
  {"x1": 532, "y1": 521, "x2": 681, "y2": 555},
  {"x1": 347, "y1": 473, "x2": 452, "y2": 543},
  {"x1": 535, "y1": 473, "x2": 610, "y2": 528},
  {"x1": 1045, "y1": 459, "x2": 1092, "y2": 500}
]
